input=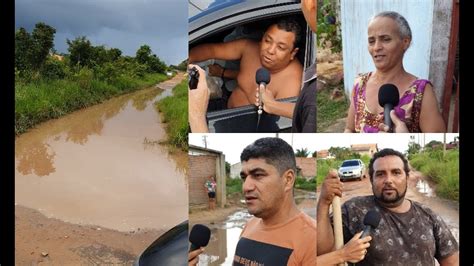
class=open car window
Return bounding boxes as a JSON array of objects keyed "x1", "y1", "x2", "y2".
[{"x1": 189, "y1": 0, "x2": 315, "y2": 133}]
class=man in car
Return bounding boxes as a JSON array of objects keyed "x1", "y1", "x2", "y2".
[
  {"x1": 189, "y1": 17, "x2": 303, "y2": 113},
  {"x1": 189, "y1": 0, "x2": 316, "y2": 133},
  {"x1": 317, "y1": 148, "x2": 459, "y2": 265}
]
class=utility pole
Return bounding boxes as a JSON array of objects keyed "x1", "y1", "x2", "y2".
[{"x1": 202, "y1": 135, "x2": 208, "y2": 149}]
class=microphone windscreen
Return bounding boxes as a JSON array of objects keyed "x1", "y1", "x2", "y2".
[
  {"x1": 363, "y1": 210, "x2": 381, "y2": 229},
  {"x1": 189, "y1": 224, "x2": 211, "y2": 248},
  {"x1": 378, "y1": 84, "x2": 400, "y2": 107},
  {"x1": 256, "y1": 67, "x2": 271, "y2": 85}
]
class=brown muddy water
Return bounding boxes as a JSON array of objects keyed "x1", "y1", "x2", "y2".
[{"x1": 15, "y1": 76, "x2": 187, "y2": 233}]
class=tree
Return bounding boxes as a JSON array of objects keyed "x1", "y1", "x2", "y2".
[
  {"x1": 15, "y1": 27, "x2": 33, "y2": 72},
  {"x1": 406, "y1": 141, "x2": 421, "y2": 156},
  {"x1": 67, "y1": 36, "x2": 94, "y2": 67},
  {"x1": 312, "y1": 151, "x2": 318, "y2": 158},
  {"x1": 225, "y1": 162, "x2": 231, "y2": 177},
  {"x1": 328, "y1": 146, "x2": 356, "y2": 160},
  {"x1": 135, "y1": 45, "x2": 167, "y2": 73},
  {"x1": 30, "y1": 22, "x2": 56, "y2": 70},
  {"x1": 295, "y1": 148, "x2": 310, "y2": 157}
]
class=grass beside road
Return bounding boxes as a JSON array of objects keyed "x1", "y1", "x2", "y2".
[
  {"x1": 410, "y1": 149, "x2": 459, "y2": 201},
  {"x1": 15, "y1": 73, "x2": 168, "y2": 135},
  {"x1": 156, "y1": 79, "x2": 188, "y2": 150}
]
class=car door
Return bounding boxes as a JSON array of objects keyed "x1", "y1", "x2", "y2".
[{"x1": 189, "y1": 0, "x2": 315, "y2": 133}]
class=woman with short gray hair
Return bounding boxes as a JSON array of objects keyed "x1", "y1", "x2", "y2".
[{"x1": 344, "y1": 11, "x2": 445, "y2": 133}]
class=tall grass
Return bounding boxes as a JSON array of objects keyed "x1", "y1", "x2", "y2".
[
  {"x1": 295, "y1": 176, "x2": 317, "y2": 191},
  {"x1": 15, "y1": 73, "x2": 167, "y2": 134},
  {"x1": 156, "y1": 80, "x2": 188, "y2": 150},
  {"x1": 317, "y1": 158, "x2": 343, "y2": 184},
  {"x1": 410, "y1": 149, "x2": 459, "y2": 201}
]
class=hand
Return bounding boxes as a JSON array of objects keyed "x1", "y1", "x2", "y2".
[
  {"x1": 342, "y1": 231, "x2": 372, "y2": 263},
  {"x1": 208, "y1": 64, "x2": 224, "y2": 77},
  {"x1": 378, "y1": 110, "x2": 409, "y2": 133},
  {"x1": 188, "y1": 64, "x2": 209, "y2": 133},
  {"x1": 318, "y1": 169, "x2": 343, "y2": 207},
  {"x1": 254, "y1": 84, "x2": 275, "y2": 112},
  {"x1": 188, "y1": 247, "x2": 204, "y2": 266}
]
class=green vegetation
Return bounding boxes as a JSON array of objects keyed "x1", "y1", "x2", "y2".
[
  {"x1": 156, "y1": 80, "x2": 188, "y2": 150},
  {"x1": 295, "y1": 176, "x2": 316, "y2": 191},
  {"x1": 226, "y1": 177, "x2": 243, "y2": 197},
  {"x1": 317, "y1": 0, "x2": 342, "y2": 53},
  {"x1": 316, "y1": 158, "x2": 342, "y2": 184},
  {"x1": 316, "y1": 84, "x2": 349, "y2": 132},
  {"x1": 15, "y1": 22, "x2": 174, "y2": 134},
  {"x1": 410, "y1": 149, "x2": 459, "y2": 201}
]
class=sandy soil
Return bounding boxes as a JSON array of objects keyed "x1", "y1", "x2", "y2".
[{"x1": 15, "y1": 205, "x2": 163, "y2": 265}]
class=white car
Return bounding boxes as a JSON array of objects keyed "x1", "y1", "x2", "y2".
[{"x1": 338, "y1": 159, "x2": 366, "y2": 181}]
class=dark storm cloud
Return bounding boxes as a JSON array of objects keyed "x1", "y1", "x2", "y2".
[{"x1": 15, "y1": 0, "x2": 188, "y2": 65}]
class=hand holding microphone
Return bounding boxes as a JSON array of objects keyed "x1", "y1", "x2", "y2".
[
  {"x1": 378, "y1": 84, "x2": 399, "y2": 132},
  {"x1": 188, "y1": 224, "x2": 211, "y2": 265},
  {"x1": 255, "y1": 67, "x2": 271, "y2": 114}
]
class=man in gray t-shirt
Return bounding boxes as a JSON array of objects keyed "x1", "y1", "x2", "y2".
[{"x1": 317, "y1": 148, "x2": 459, "y2": 265}]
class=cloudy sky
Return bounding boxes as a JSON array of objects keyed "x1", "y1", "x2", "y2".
[
  {"x1": 15, "y1": 0, "x2": 188, "y2": 65},
  {"x1": 189, "y1": 133, "x2": 460, "y2": 164}
]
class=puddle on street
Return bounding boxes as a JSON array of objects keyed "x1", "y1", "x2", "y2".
[
  {"x1": 416, "y1": 179, "x2": 435, "y2": 197},
  {"x1": 15, "y1": 76, "x2": 187, "y2": 232}
]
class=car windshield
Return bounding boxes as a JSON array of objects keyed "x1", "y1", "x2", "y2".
[{"x1": 341, "y1": 160, "x2": 359, "y2": 167}]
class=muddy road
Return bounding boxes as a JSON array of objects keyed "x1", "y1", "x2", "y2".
[{"x1": 15, "y1": 73, "x2": 188, "y2": 265}]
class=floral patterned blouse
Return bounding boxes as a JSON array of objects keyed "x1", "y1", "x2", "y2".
[{"x1": 352, "y1": 72, "x2": 430, "y2": 133}]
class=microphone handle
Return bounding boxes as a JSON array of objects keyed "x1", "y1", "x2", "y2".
[
  {"x1": 384, "y1": 104, "x2": 394, "y2": 132},
  {"x1": 360, "y1": 226, "x2": 371, "y2": 239}
]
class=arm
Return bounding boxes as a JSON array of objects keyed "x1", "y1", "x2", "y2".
[
  {"x1": 439, "y1": 252, "x2": 459, "y2": 266},
  {"x1": 317, "y1": 232, "x2": 372, "y2": 265},
  {"x1": 188, "y1": 64, "x2": 209, "y2": 133},
  {"x1": 317, "y1": 169, "x2": 343, "y2": 255},
  {"x1": 258, "y1": 86, "x2": 295, "y2": 118},
  {"x1": 419, "y1": 83, "x2": 446, "y2": 132},
  {"x1": 344, "y1": 79, "x2": 358, "y2": 132},
  {"x1": 208, "y1": 64, "x2": 239, "y2": 79},
  {"x1": 189, "y1": 39, "x2": 250, "y2": 63}
]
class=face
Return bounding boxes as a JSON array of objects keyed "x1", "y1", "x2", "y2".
[
  {"x1": 371, "y1": 155, "x2": 407, "y2": 207},
  {"x1": 260, "y1": 25, "x2": 299, "y2": 71},
  {"x1": 367, "y1": 17, "x2": 410, "y2": 71},
  {"x1": 240, "y1": 158, "x2": 289, "y2": 219}
]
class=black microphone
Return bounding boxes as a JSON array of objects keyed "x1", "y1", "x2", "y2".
[
  {"x1": 360, "y1": 210, "x2": 381, "y2": 238},
  {"x1": 378, "y1": 84, "x2": 399, "y2": 132},
  {"x1": 255, "y1": 67, "x2": 271, "y2": 115},
  {"x1": 189, "y1": 224, "x2": 211, "y2": 252}
]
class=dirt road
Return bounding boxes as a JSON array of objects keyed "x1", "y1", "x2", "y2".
[{"x1": 15, "y1": 74, "x2": 187, "y2": 265}]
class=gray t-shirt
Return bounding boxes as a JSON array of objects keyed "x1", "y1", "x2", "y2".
[{"x1": 341, "y1": 196, "x2": 458, "y2": 265}]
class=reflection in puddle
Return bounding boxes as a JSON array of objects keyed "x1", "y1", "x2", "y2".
[
  {"x1": 15, "y1": 76, "x2": 187, "y2": 232},
  {"x1": 193, "y1": 210, "x2": 252, "y2": 265},
  {"x1": 416, "y1": 179, "x2": 435, "y2": 197}
]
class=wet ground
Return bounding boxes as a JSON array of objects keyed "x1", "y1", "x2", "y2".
[{"x1": 15, "y1": 73, "x2": 187, "y2": 264}]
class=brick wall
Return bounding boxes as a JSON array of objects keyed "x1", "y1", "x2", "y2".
[
  {"x1": 189, "y1": 154, "x2": 217, "y2": 205},
  {"x1": 295, "y1": 157, "x2": 316, "y2": 179}
]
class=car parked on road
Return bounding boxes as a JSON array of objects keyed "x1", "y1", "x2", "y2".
[
  {"x1": 189, "y1": 0, "x2": 316, "y2": 132},
  {"x1": 338, "y1": 159, "x2": 366, "y2": 181}
]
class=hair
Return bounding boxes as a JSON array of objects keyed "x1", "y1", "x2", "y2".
[
  {"x1": 271, "y1": 17, "x2": 302, "y2": 49},
  {"x1": 368, "y1": 148, "x2": 410, "y2": 181},
  {"x1": 240, "y1": 137, "x2": 297, "y2": 176},
  {"x1": 370, "y1": 11, "x2": 412, "y2": 45}
]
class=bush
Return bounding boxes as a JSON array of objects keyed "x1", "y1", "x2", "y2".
[
  {"x1": 226, "y1": 177, "x2": 243, "y2": 196},
  {"x1": 74, "y1": 67, "x2": 94, "y2": 90},
  {"x1": 295, "y1": 177, "x2": 316, "y2": 191},
  {"x1": 41, "y1": 58, "x2": 66, "y2": 80}
]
